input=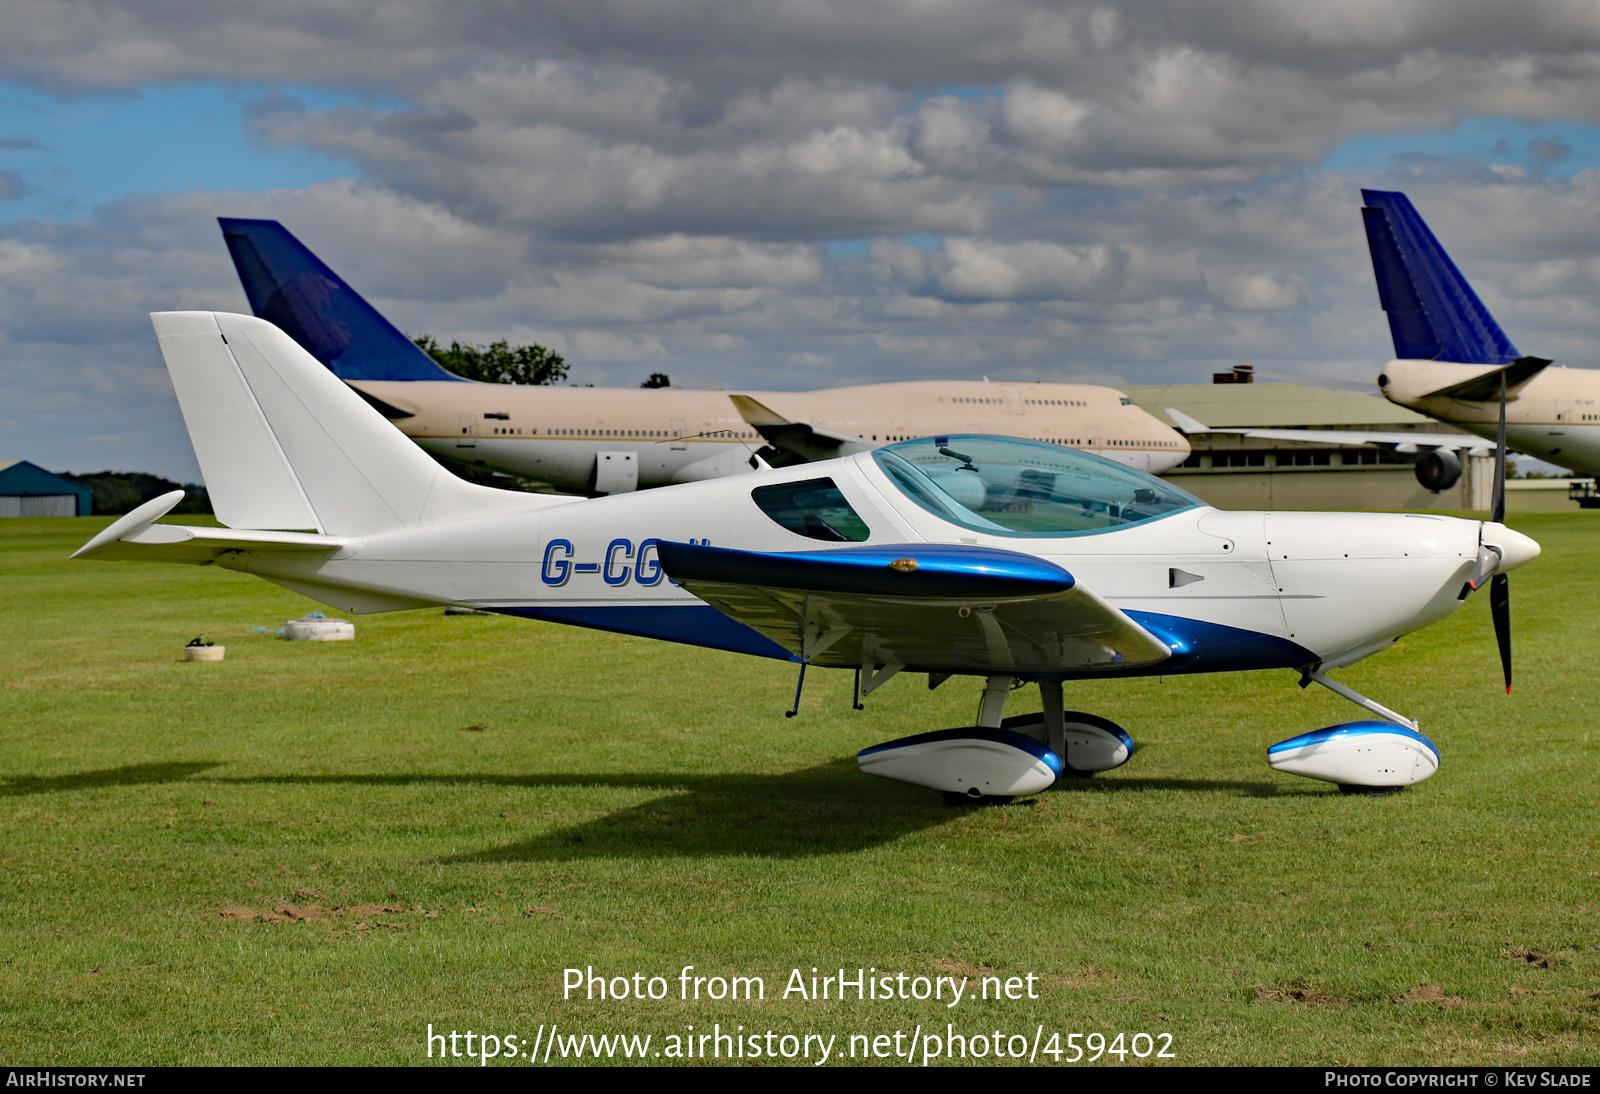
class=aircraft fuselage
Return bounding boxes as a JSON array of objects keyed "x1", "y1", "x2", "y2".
[{"x1": 1380, "y1": 358, "x2": 1600, "y2": 476}]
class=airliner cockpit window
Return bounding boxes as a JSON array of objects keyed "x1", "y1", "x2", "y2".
[
  {"x1": 751, "y1": 477, "x2": 871, "y2": 542},
  {"x1": 872, "y1": 435, "x2": 1202, "y2": 537}
]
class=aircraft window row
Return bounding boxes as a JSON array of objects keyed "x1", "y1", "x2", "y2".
[
  {"x1": 534, "y1": 428, "x2": 763, "y2": 439},
  {"x1": 751, "y1": 477, "x2": 871, "y2": 542},
  {"x1": 938, "y1": 397, "x2": 1092, "y2": 407},
  {"x1": 546, "y1": 428, "x2": 678, "y2": 437}
]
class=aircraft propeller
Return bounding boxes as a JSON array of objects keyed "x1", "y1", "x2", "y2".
[{"x1": 1489, "y1": 371, "x2": 1513, "y2": 693}]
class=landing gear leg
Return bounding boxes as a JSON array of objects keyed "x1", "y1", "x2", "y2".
[
  {"x1": 1039, "y1": 680, "x2": 1066, "y2": 763},
  {"x1": 1301, "y1": 668, "x2": 1419, "y2": 731},
  {"x1": 977, "y1": 674, "x2": 1012, "y2": 728}
]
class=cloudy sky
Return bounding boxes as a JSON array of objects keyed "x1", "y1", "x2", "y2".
[{"x1": 6, "y1": 1, "x2": 1600, "y2": 479}]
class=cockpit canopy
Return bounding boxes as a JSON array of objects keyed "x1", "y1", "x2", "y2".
[{"x1": 872, "y1": 435, "x2": 1204, "y2": 537}]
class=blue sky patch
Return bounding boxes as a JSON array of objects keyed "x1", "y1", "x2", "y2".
[
  {"x1": 1326, "y1": 116, "x2": 1600, "y2": 179},
  {"x1": 826, "y1": 233, "x2": 944, "y2": 259},
  {"x1": 0, "y1": 82, "x2": 401, "y2": 222}
]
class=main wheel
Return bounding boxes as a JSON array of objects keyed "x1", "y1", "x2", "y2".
[
  {"x1": 1338, "y1": 784, "x2": 1406, "y2": 797},
  {"x1": 941, "y1": 790, "x2": 1015, "y2": 806}
]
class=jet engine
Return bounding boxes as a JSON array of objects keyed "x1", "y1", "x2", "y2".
[{"x1": 1413, "y1": 448, "x2": 1461, "y2": 492}]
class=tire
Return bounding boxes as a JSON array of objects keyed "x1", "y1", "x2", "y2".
[
  {"x1": 941, "y1": 790, "x2": 1015, "y2": 806},
  {"x1": 1338, "y1": 784, "x2": 1406, "y2": 797}
]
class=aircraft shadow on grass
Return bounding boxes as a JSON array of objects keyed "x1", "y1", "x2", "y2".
[
  {"x1": 417, "y1": 771, "x2": 1319, "y2": 864},
  {"x1": 0, "y1": 761, "x2": 1321, "y2": 858},
  {"x1": 0, "y1": 761, "x2": 223, "y2": 797}
]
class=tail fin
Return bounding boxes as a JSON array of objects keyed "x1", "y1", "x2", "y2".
[
  {"x1": 217, "y1": 218, "x2": 463, "y2": 382},
  {"x1": 1360, "y1": 190, "x2": 1520, "y2": 365},
  {"x1": 153, "y1": 311, "x2": 547, "y2": 535}
]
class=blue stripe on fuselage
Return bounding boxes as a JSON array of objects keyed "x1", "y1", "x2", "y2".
[
  {"x1": 497, "y1": 603, "x2": 794, "y2": 661},
  {"x1": 1107, "y1": 611, "x2": 1316, "y2": 678}
]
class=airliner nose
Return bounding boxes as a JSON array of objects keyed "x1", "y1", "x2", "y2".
[{"x1": 1481, "y1": 523, "x2": 1540, "y2": 573}]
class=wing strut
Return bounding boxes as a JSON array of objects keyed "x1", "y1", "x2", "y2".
[{"x1": 785, "y1": 663, "x2": 807, "y2": 719}]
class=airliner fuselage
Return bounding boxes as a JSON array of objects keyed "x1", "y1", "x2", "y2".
[
  {"x1": 1380, "y1": 358, "x2": 1600, "y2": 477},
  {"x1": 354, "y1": 378, "x2": 1192, "y2": 491}
]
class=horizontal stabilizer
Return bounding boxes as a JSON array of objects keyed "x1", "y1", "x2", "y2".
[
  {"x1": 73, "y1": 491, "x2": 346, "y2": 563},
  {"x1": 728, "y1": 394, "x2": 876, "y2": 466},
  {"x1": 658, "y1": 540, "x2": 1170, "y2": 675},
  {"x1": 218, "y1": 218, "x2": 463, "y2": 383},
  {"x1": 1424, "y1": 355, "x2": 1552, "y2": 402},
  {"x1": 1360, "y1": 191, "x2": 1520, "y2": 365},
  {"x1": 74, "y1": 523, "x2": 345, "y2": 565}
]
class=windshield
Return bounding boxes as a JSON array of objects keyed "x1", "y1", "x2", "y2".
[{"x1": 872, "y1": 435, "x2": 1203, "y2": 537}]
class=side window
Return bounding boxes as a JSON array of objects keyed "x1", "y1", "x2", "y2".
[{"x1": 751, "y1": 477, "x2": 871, "y2": 542}]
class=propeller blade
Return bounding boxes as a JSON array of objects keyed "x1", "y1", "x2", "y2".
[
  {"x1": 1491, "y1": 371, "x2": 1507, "y2": 524},
  {"x1": 1490, "y1": 572, "x2": 1512, "y2": 693}
]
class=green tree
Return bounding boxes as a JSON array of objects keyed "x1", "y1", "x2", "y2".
[
  {"x1": 62, "y1": 471, "x2": 213, "y2": 516},
  {"x1": 640, "y1": 372, "x2": 672, "y2": 388},
  {"x1": 412, "y1": 335, "x2": 568, "y2": 385}
]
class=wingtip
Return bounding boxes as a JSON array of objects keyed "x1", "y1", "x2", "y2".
[{"x1": 728, "y1": 393, "x2": 788, "y2": 426}]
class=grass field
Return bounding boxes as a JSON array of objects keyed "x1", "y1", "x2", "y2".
[{"x1": 2, "y1": 513, "x2": 1597, "y2": 1066}]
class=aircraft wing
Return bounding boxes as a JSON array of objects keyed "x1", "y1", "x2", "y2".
[
  {"x1": 72, "y1": 491, "x2": 345, "y2": 564},
  {"x1": 656, "y1": 540, "x2": 1171, "y2": 675},
  {"x1": 1162, "y1": 409, "x2": 1495, "y2": 454},
  {"x1": 728, "y1": 395, "x2": 877, "y2": 467}
]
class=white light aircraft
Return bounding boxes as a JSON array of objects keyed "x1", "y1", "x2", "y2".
[
  {"x1": 1164, "y1": 190, "x2": 1600, "y2": 491},
  {"x1": 219, "y1": 218, "x2": 1187, "y2": 493},
  {"x1": 77, "y1": 312, "x2": 1539, "y2": 801}
]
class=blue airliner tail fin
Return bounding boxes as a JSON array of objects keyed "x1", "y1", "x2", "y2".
[
  {"x1": 1360, "y1": 190, "x2": 1520, "y2": 365},
  {"x1": 218, "y1": 218, "x2": 463, "y2": 382}
]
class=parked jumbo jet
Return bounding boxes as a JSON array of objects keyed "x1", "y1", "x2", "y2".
[
  {"x1": 219, "y1": 219, "x2": 1189, "y2": 494},
  {"x1": 1170, "y1": 190, "x2": 1600, "y2": 488}
]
